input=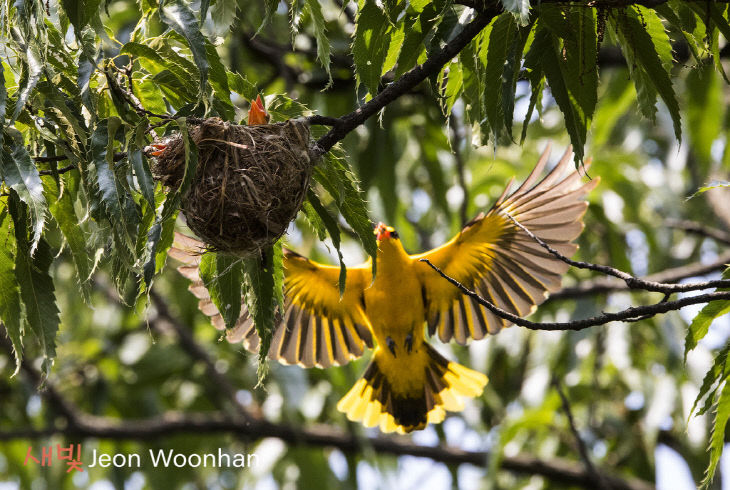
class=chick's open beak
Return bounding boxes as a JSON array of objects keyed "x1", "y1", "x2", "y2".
[{"x1": 248, "y1": 95, "x2": 270, "y2": 125}]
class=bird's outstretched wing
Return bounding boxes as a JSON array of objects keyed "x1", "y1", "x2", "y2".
[
  {"x1": 413, "y1": 145, "x2": 599, "y2": 344},
  {"x1": 169, "y1": 233, "x2": 373, "y2": 368}
]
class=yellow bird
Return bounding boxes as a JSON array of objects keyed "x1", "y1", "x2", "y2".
[{"x1": 169, "y1": 145, "x2": 598, "y2": 433}]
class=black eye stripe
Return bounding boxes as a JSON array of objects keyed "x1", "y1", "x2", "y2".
[{"x1": 390, "y1": 230, "x2": 399, "y2": 239}]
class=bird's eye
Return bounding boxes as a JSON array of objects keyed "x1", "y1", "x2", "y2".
[{"x1": 390, "y1": 230, "x2": 399, "y2": 239}]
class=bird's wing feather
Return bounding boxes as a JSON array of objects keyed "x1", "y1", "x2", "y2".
[
  {"x1": 169, "y1": 233, "x2": 373, "y2": 368},
  {"x1": 413, "y1": 145, "x2": 599, "y2": 344}
]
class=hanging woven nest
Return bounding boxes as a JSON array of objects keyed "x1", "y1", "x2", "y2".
[{"x1": 151, "y1": 117, "x2": 314, "y2": 255}]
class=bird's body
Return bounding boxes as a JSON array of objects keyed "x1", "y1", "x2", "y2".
[{"x1": 170, "y1": 144, "x2": 599, "y2": 433}]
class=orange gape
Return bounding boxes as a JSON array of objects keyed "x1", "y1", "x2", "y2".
[
  {"x1": 247, "y1": 95, "x2": 270, "y2": 125},
  {"x1": 170, "y1": 145, "x2": 599, "y2": 433},
  {"x1": 148, "y1": 95, "x2": 270, "y2": 157}
]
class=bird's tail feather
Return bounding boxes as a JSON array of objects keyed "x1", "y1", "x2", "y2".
[{"x1": 337, "y1": 344, "x2": 487, "y2": 433}]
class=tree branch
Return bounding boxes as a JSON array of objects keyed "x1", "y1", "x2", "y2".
[
  {"x1": 553, "y1": 378, "x2": 610, "y2": 490},
  {"x1": 312, "y1": 9, "x2": 499, "y2": 155},
  {"x1": 420, "y1": 258, "x2": 730, "y2": 331},
  {"x1": 549, "y1": 250, "x2": 730, "y2": 300},
  {"x1": 0, "y1": 413, "x2": 653, "y2": 490},
  {"x1": 502, "y1": 211, "x2": 730, "y2": 294}
]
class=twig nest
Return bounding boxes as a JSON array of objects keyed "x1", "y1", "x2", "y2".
[{"x1": 152, "y1": 117, "x2": 313, "y2": 255}]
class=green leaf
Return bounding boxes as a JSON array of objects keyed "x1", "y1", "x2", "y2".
[
  {"x1": 395, "y1": 4, "x2": 442, "y2": 78},
  {"x1": 501, "y1": 23, "x2": 532, "y2": 139},
  {"x1": 500, "y1": 0, "x2": 530, "y2": 26},
  {"x1": 129, "y1": 136, "x2": 156, "y2": 208},
  {"x1": 209, "y1": 0, "x2": 238, "y2": 36},
  {"x1": 306, "y1": 190, "x2": 347, "y2": 296},
  {"x1": 205, "y1": 41, "x2": 235, "y2": 120},
  {"x1": 692, "y1": 343, "x2": 730, "y2": 418},
  {"x1": 703, "y1": 377, "x2": 730, "y2": 488},
  {"x1": 227, "y1": 72, "x2": 259, "y2": 101},
  {"x1": 243, "y1": 249, "x2": 278, "y2": 382},
  {"x1": 0, "y1": 144, "x2": 47, "y2": 255},
  {"x1": 9, "y1": 195, "x2": 60, "y2": 378},
  {"x1": 160, "y1": 1, "x2": 209, "y2": 98},
  {"x1": 688, "y1": 180, "x2": 730, "y2": 199},
  {"x1": 483, "y1": 13, "x2": 515, "y2": 143},
  {"x1": 313, "y1": 152, "x2": 377, "y2": 273},
  {"x1": 685, "y1": 269, "x2": 730, "y2": 357},
  {"x1": 616, "y1": 7, "x2": 681, "y2": 141},
  {"x1": 300, "y1": 196, "x2": 328, "y2": 241},
  {"x1": 540, "y1": 27, "x2": 586, "y2": 163},
  {"x1": 11, "y1": 42, "x2": 43, "y2": 124},
  {"x1": 120, "y1": 41, "x2": 198, "y2": 101},
  {"x1": 0, "y1": 59, "x2": 7, "y2": 123},
  {"x1": 200, "y1": 252, "x2": 244, "y2": 329},
  {"x1": 45, "y1": 178, "x2": 92, "y2": 301},
  {"x1": 305, "y1": 0, "x2": 332, "y2": 88},
  {"x1": 61, "y1": 0, "x2": 102, "y2": 34},
  {"x1": 260, "y1": 0, "x2": 280, "y2": 33},
  {"x1": 0, "y1": 208, "x2": 23, "y2": 375},
  {"x1": 88, "y1": 118, "x2": 139, "y2": 252},
  {"x1": 353, "y1": 0, "x2": 390, "y2": 97},
  {"x1": 61, "y1": 0, "x2": 101, "y2": 33}
]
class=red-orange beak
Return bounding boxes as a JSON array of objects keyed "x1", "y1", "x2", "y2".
[
  {"x1": 248, "y1": 95, "x2": 270, "y2": 125},
  {"x1": 374, "y1": 222, "x2": 389, "y2": 241}
]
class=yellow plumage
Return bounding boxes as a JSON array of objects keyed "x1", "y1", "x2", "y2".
[{"x1": 170, "y1": 145, "x2": 598, "y2": 433}]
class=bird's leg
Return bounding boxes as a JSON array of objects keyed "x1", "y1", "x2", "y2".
[
  {"x1": 385, "y1": 336, "x2": 397, "y2": 357},
  {"x1": 404, "y1": 332, "x2": 413, "y2": 354}
]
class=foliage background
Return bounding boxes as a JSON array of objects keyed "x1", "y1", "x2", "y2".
[{"x1": 1, "y1": 0, "x2": 730, "y2": 488}]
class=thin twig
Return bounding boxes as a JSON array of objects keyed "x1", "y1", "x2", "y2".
[
  {"x1": 502, "y1": 211, "x2": 730, "y2": 294},
  {"x1": 549, "y1": 250, "x2": 730, "y2": 300},
  {"x1": 419, "y1": 258, "x2": 730, "y2": 331},
  {"x1": 665, "y1": 219, "x2": 730, "y2": 247},
  {"x1": 553, "y1": 378, "x2": 610, "y2": 490}
]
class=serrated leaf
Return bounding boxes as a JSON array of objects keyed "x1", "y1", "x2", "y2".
[
  {"x1": 501, "y1": 23, "x2": 532, "y2": 139},
  {"x1": 129, "y1": 132, "x2": 156, "y2": 208},
  {"x1": 617, "y1": 7, "x2": 681, "y2": 141},
  {"x1": 686, "y1": 269, "x2": 730, "y2": 357},
  {"x1": 306, "y1": 190, "x2": 347, "y2": 296},
  {"x1": 160, "y1": 1, "x2": 209, "y2": 98},
  {"x1": 205, "y1": 41, "x2": 235, "y2": 120},
  {"x1": 0, "y1": 60, "x2": 7, "y2": 122},
  {"x1": 301, "y1": 196, "x2": 328, "y2": 241},
  {"x1": 88, "y1": 118, "x2": 139, "y2": 252},
  {"x1": 61, "y1": 0, "x2": 102, "y2": 33},
  {"x1": 305, "y1": 0, "x2": 332, "y2": 88},
  {"x1": 200, "y1": 252, "x2": 244, "y2": 329},
  {"x1": 313, "y1": 152, "x2": 377, "y2": 273},
  {"x1": 0, "y1": 208, "x2": 23, "y2": 375},
  {"x1": 703, "y1": 377, "x2": 730, "y2": 488},
  {"x1": 395, "y1": 4, "x2": 441, "y2": 78},
  {"x1": 483, "y1": 13, "x2": 515, "y2": 144},
  {"x1": 500, "y1": 0, "x2": 530, "y2": 26},
  {"x1": 243, "y1": 249, "x2": 278, "y2": 382},
  {"x1": 45, "y1": 178, "x2": 92, "y2": 301},
  {"x1": 353, "y1": 0, "x2": 391, "y2": 97},
  {"x1": 120, "y1": 41, "x2": 198, "y2": 101},
  {"x1": 209, "y1": 0, "x2": 238, "y2": 36},
  {"x1": 227, "y1": 72, "x2": 259, "y2": 101},
  {"x1": 540, "y1": 27, "x2": 586, "y2": 163},
  {"x1": 440, "y1": 59, "x2": 463, "y2": 116},
  {"x1": 1, "y1": 145, "x2": 47, "y2": 256},
  {"x1": 11, "y1": 42, "x2": 43, "y2": 124},
  {"x1": 9, "y1": 196, "x2": 59, "y2": 377},
  {"x1": 691, "y1": 343, "x2": 730, "y2": 417},
  {"x1": 260, "y1": 0, "x2": 280, "y2": 33}
]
